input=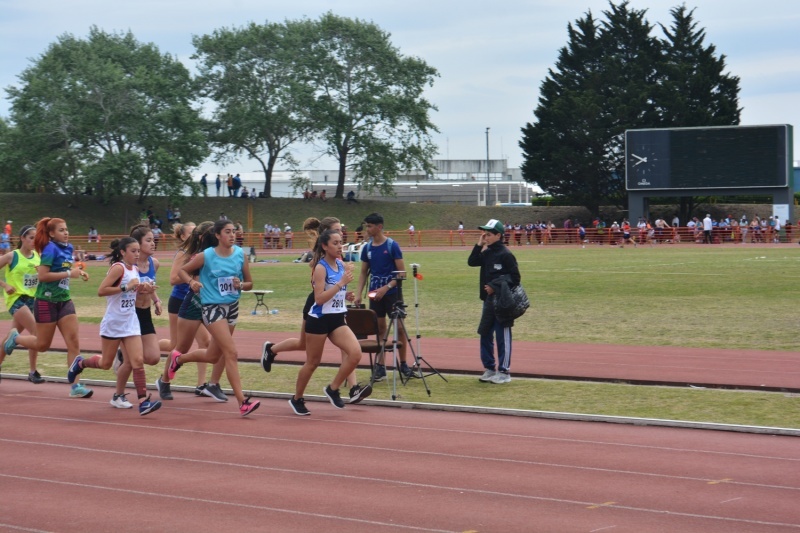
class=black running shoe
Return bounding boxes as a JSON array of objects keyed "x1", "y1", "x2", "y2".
[
  {"x1": 28, "y1": 370, "x2": 45, "y2": 384},
  {"x1": 261, "y1": 341, "x2": 277, "y2": 372},
  {"x1": 349, "y1": 383, "x2": 372, "y2": 405},
  {"x1": 156, "y1": 376, "x2": 173, "y2": 400},
  {"x1": 202, "y1": 383, "x2": 228, "y2": 402},
  {"x1": 324, "y1": 385, "x2": 345, "y2": 409},
  {"x1": 194, "y1": 384, "x2": 206, "y2": 396},
  {"x1": 289, "y1": 396, "x2": 310, "y2": 416}
]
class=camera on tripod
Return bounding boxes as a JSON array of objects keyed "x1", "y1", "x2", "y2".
[{"x1": 389, "y1": 270, "x2": 408, "y2": 318}]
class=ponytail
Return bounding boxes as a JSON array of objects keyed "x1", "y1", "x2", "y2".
[{"x1": 33, "y1": 217, "x2": 64, "y2": 254}]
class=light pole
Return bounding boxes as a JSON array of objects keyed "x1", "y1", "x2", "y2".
[{"x1": 485, "y1": 127, "x2": 490, "y2": 206}]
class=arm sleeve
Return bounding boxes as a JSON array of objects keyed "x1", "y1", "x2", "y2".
[{"x1": 467, "y1": 245, "x2": 483, "y2": 267}]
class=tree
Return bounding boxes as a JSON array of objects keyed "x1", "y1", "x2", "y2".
[
  {"x1": 295, "y1": 13, "x2": 440, "y2": 198},
  {"x1": 520, "y1": 1, "x2": 740, "y2": 215},
  {"x1": 6, "y1": 27, "x2": 208, "y2": 203},
  {"x1": 658, "y1": 5, "x2": 741, "y2": 223},
  {"x1": 193, "y1": 22, "x2": 315, "y2": 198}
]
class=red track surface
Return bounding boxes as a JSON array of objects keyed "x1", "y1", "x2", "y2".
[
  {"x1": 12, "y1": 321, "x2": 800, "y2": 392},
  {"x1": 1, "y1": 379, "x2": 799, "y2": 532}
]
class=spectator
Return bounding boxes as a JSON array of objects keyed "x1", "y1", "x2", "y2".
[
  {"x1": 200, "y1": 174, "x2": 208, "y2": 197},
  {"x1": 319, "y1": 189, "x2": 327, "y2": 202},
  {"x1": 152, "y1": 225, "x2": 163, "y2": 250},
  {"x1": 227, "y1": 174, "x2": 233, "y2": 196},
  {"x1": 310, "y1": 190, "x2": 318, "y2": 200},
  {"x1": 284, "y1": 224, "x2": 293, "y2": 249},
  {"x1": 341, "y1": 225, "x2": 348, "y2": 243},
  {"x1": 234, "y1": 221, "x2": 244, "y2": 246},
  {"x1": 88, "y1": 226, "x2": 99, "y2": 243},
  {"x1": 172, "y1": 207, "x2": 181, "y2": 223},
  {"x1": 303, "y1": 188, "x2": 311, "y2": 201},
  {"x1": 215, "y1": 174, "x2": 222, "y2": 197},
  {"x1": 703, "y1": 214, "x2": 713, "y2": 244},
  {"x1": 251, "y1": 187, "x2": 257, "y2": 199},
  {"x1": 220, "y1": 212, "x2": 227, "y2": 221},
  {"x1": 408, "y1": 221, "x2": 416, "y2": 247},
  {"x1": 346, "y1": 190, "x2": 359, "y2": 203},
  {"x1": 166, "y1": 206, "x2": 174, "y2": 225},
  {"x1": 468, "y1": 219, "x2": 521, "y2": 384},
  {"x1": 232, "y1": 174, "x2": 242, "y2": 197},
  {"x1": 241, "y1": 188, "x2": 250, "y2": 199}
]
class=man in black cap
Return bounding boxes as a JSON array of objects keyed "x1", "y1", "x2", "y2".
[{"x1": 467, "y1": 219, "x2": 521, "y2": 384}]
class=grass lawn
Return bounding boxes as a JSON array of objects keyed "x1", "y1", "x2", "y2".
[{"x1": 2, "y1": 243, "x2": 800, "y2": 428}]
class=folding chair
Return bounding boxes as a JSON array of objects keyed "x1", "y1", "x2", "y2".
[{"x1": 346, "y1": 307, "x2": 384, "y2": 372}]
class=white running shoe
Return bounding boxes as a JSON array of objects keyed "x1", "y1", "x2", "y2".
[
  {"x1": 110, "y1": 393, "x2": 133, "y2": 409},
  {"x1": 478, "y1": 369, "x2": 496, "y2": 382},
  {"x1": 490, "y1": 372, "x2": 511, "y2": 384}
]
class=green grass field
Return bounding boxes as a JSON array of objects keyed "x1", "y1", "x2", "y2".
[{"x1": 2, "y1": 243, "x2": 800, "y2": 428}]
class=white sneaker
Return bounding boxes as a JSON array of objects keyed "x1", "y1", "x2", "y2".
[
  {"x1": 110, "y1": 393, "x2": 133, "y2": 409},
  {"x1": 490, "y1": 372, "x2": 511, "y2": 384},
  {"x1": 479, "y1": 369, "x2": 496, "y2": 382}
]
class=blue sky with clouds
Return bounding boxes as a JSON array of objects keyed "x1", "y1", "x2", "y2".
[{"x1": 2, "y1": 0, "x2": 798, "y2": 173}]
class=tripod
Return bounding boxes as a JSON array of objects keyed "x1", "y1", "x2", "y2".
[{"x1": 375, "y1": 276, "x2": 446, "y2": 400}]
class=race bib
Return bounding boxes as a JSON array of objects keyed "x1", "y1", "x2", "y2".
[
  {"x1": 23, "y1": 273, "x2": 39, "y2": 289},
  {"x1": 120, "y1": 293, "x2": 136, "y2": 311},
  {"x1": 58, "y1": 276, "x2": 70, "y2": 290},
  {"x1": 217, "y1": 276, "x2": 237, "y2": 296}
]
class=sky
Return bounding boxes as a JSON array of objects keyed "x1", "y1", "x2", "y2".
[{"x1": 1, "y1": 0, "x2": 799, "y2": 174}]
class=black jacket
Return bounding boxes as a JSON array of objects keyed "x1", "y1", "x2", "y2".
[{"x1": 467, "y1": 240, "x2": 521, "y2": 301}]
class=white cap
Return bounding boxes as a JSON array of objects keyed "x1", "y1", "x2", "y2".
[{"x1": 6, "y1": 220, "x2": 11, "y2": 223}]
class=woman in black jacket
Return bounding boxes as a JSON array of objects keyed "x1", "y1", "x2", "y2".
[{"x1": 467, "y1": 219, "x2": 521, "y2": 384}]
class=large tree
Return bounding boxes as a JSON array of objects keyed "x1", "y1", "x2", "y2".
[
  {"x1": 193, "y1": 22, "x2": 315, "y2": 198},
  {"x1": 6, "y1": 27, "x2": 208, "y2": 203},
  {"x1": 295, "y1": 13, "x2": 440, "y2": 198},
  {"x1": 520, "y1": 1, "x2": 740, "y2": 215}
]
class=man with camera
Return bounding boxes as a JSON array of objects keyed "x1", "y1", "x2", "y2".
[
  {"x1": 468, "y1": 219, "x2": 521, "y2": 384},
  {"x1": 354, "y1": 212, "x2": 414, "y2": 380}
]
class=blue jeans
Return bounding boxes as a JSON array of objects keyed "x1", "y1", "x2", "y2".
[{"x1": 479, "y1": 299, "x2": 512, "y2": 373}]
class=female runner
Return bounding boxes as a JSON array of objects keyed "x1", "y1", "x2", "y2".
[
  {"x1": 112, "y1": 225, "x2": 163, "y2": 402},
  {"x1": 288, "y1": 229, "x2": 368, "y2": 416},
  {"x1": 156, "y1": 221, "x2": 226, "y2": 401},
  {"x1": 0, "y1": 225, "x2": 44, "y2": 383},
  {"x1": 2, "y1": 218, "x2": 91, "y2": 397},
  {"x1": 261, "y1": 217, "x2": 369, "y2": 403},
  {"x1": 67, "y1": 237, "x2": 161, "y2": 415},
  {"x1": 156, "y1": 222, "x2": 213, "y2": 397},
  {"x1": 166, "y1": 219, "x2": 259, "y2": 416}
]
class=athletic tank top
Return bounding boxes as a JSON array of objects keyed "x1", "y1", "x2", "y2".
[
  {"x1": 3, "y1": 249, "x2": 40, "y2": 309},
  {"x1": 99, "y1": 263, "x2": 140, "y2": 338},
  {"x1": 307, "y1": 258, "x2": 347, "y2": 318},
  {"x1": 199, "y1": 246, "x2": 244, "y2": 305}
]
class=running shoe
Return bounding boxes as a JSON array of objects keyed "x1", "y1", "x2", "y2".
[
  {"x1": 324, "y1": 385, "x2": 345, "y2": 409},
  {"x1": 490, "y1": 371, "x2": 511, "y2": 384},
  {"x1": 349, "y1": 383, "x2": 373, "y2": 405},
  {"x1": 372, "y1": 364, "x2": 387, "y2": 382},
  {"x1": 156, "y1": 376, "x2": 173, "y2": 400},
  {"x1": 239, "y1": 397, "x2": 260, "y2": 417},
  {"x1": 478, "y1": 369, "x2": 496, "y2": 382},
  {"x1": 166, "y1": 350, "x2": 182, "y2": 381},
  {"x1": 260, "y1": 341, "x2": 277, "y2": 373},
  {"x1": 400, "y1": 362, "x2": 415, "y2": 379},
  {"x1": 112, "y1": 348, "x2": 123, "y2": 375},
  {"x1": 69, "y1": 383, "x2": 93, "y2": 398},
  {"x1": 67, "y1": 356, "x2": 84, "y2": 384},
  {"x1": 110, "y1": 393, "x2": 133, "y2": 409},
  {"x1": 28, "y1": 370, "x2": 45, "y2": 384},
  {"x1": 3, "y1": 328, "x2": 19, "y2": 357},
  {"x1": 139, "y1": 395, "x2": 162, "y2": 416},
  {"x1": 202, "y1": 383, "x2": 228, "y2": 402},
  {"x1": 194, "y1": 384, "x2": 206, "y2": 396},
  {"x1": 288, "y1": 396, "x2": 310, "y2": 416}
]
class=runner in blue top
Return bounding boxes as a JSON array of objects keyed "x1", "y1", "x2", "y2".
[
  {"x1": 3, "y1": 217, "x2": 91, "y2": 398},
  {"x1": 155, "y1": 222, "x2": 215, "y2": 400},
  {"x1": 166, "y1": 219, "x2": 260, "y2": 416},
  {"x1": 288, "y1": 229, "x2": 370, "y2": 416}
]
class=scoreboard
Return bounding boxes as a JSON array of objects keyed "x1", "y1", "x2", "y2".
[{"x1": 625, "y1": 125, "x2": 792, "y2": 191}]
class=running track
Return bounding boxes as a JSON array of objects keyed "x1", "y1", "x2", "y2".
[
  {"x1": 1, "y1": 379, "x2": 799, "y2": 532},
  {"x1": 14, "y1": 322, "x2": 800, "y2": 392}
]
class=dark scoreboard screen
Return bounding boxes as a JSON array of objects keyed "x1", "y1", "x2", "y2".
[{"x1": 625, "y1": 125, "x2": 791, "y2": 191}]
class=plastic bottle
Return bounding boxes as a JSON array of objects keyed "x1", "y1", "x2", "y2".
[{"x1": 270, "y1": 309, "x2": 279, "y2": 315}]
